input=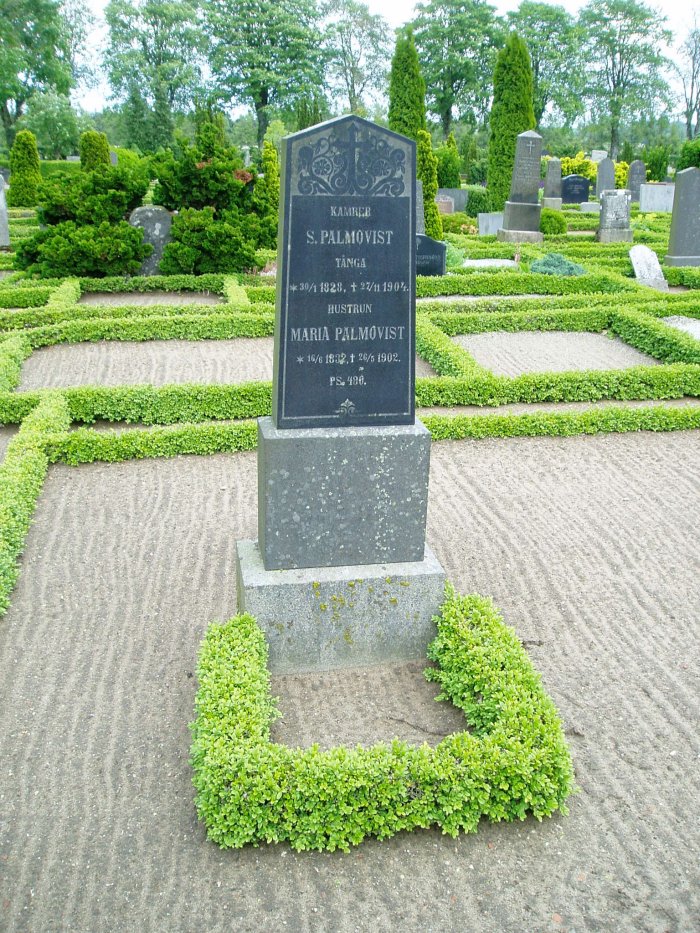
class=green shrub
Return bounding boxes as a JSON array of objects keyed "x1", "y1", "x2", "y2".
[
  {"x1": 14, "y1": 221, "x2": 152, "y2": 278},
  {"x1": 417, "y1": 130, "x2": 443, "y2": 240},
  {"x1": 642, "y1": 144, "x2": 670, "y2": 182},
  {"x1": 38, "y1": 161, "x2": 82, "y2": 181},
  {"x1": 540, "y1": 209, "x2": 568, "y2": 235},
  {"x1": 440, "y1": 212, "x2": 477, "y2": 233},
  {"x1": 159, "y1": 208, "x2": 257, "y2": 275},
  {"x1": 677, "y1": 138, "x2": 700, "y2": 171},
  {"x1": 79, "y1": 131, "x2": 111, "y2": 172},
  {"x1": 7, "y1": 131, "x2": 42, "y2": 207},
  {"x1": 465, "y1": 185, "x2": 490, "y2": 215},
  {"x1": 250, "y1": 140, "x2": 279, "y2": 250},
  {"x1": 38, "y1": 164, "x2": 150, "y2": 226},
  {"x1": 529, "y1": 253, "x2": 585, "y2": 276},
  {"x1": 152, "y1": 143, "x2": 251, "y2": 215},
  {"x1": 435, "y1": 133, "x2": 461, "y2": 187},
  {"x1": 387, "y1": 27, "x2": 426, "y2": 141}
]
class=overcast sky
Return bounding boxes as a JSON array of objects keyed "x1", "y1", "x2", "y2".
[{"x1": 77, "y1": 0, "x2": 697, "y2": 112}]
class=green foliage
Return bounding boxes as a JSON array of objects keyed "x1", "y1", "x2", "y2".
[
  {"x1": 614, "y1": 160, "x2": 629, "y2": 188},
  {"x1": 159, "y1": 208, "x2": 257, "y2": 275},
  {"x1": 560, "y1": 151, "x2": 596, "y2": 181},
  {"x1": 387, "y1": 28, "x2": 426, "y2": 141},
  {"x1": 7, "y1": 131, "x2": 42, "y2": 207},
  {"x1": 250, "y1": 140, "x2": 280, "y2": 250},
  {"x1": 14, "y1": 221, "x2": 152, "y2": 278},
  {"x1": 464, "y1": 185, "x2": 490, "y2": 215},
  {"x1": 677, "y1": 138, "x2": 700, "y2": 171},
  {"x1": 190, "y1": 590, "x2": 574, "y2": 851},
  {"x1": 37, "y1": 164, "x2": 150, "y2": 226},
  {"x1": 642, "y1": 144, "x2": 670, "y2": 181},
  {"x1": 21, "y1": 90, "x2": 82, "y2": 160},
  {"x1": 435, "y1": 133, "x2": 461, "y2": 187},
  {"x1": 529, "y1": 253, "x2": 585, "y2": 276},
  {"x1": 152, "y1": 142, "x2": 250, "y2": 214},
  {"x1": 487, "y1": 33, "x2": 536, "y2": 211},
  {"x1": 539, "y1": 210, "x2": 568, "y2": 235},
  {"x1": 80, "y1": 131, "x2": 111, "y2": 171},
  {"x1": 324, "y1": 0, "x2": 392, "y2": 114},
  {"x1": 416, "y1": 269, "x2": 627, "y2": 296},
  {"x1": 417, "y1": 130, "x2": 443, "y2": 240},
  {"x1": 0, "y1": 286, "x2": 53, "y2": 308},
  {"x1": 37, "y1": 160, "x2": 82, "y2": 181}
]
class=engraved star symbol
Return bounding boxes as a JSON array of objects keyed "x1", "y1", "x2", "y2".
[
  {"x1": 290, "y1": 284, "x2": 298, "y2": 291},
  {"x1": 296, "y1": 356, "x2": 304, "y2": 364}
]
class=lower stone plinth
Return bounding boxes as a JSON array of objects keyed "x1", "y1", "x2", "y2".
[
  {"x1": 665, "y1": 254, "x2": 700, "y2": 267},
  {"x1": 497, "y1": 229, "x2": 544, "y2": 243},
  {"x1": 597, "y1": 229, "x2": 633, "y2": 243},
  {"x1": 236, "y1": 540, "x2": 447, "y2": 673},
  {"x1": 542, "y1": 197, "x2": 562, "y2": 210}
]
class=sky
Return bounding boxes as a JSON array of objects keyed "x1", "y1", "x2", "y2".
[{"x1": 76, "y1": 0, "x2": 697, "y2": 112}]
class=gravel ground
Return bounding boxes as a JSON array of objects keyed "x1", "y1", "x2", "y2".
[{"x1": 662, "y1": 315, "x2": 700, "y2": 340}]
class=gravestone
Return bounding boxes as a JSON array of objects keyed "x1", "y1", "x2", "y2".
[
  {"x1": 437, "y1": 187, "x2": 468, "y2": 213},
  {"x1": 542, "y1": 158, "x2": 562, "y2": 210},
  {"x1": 591, "y1": 150, "x2": 608, "y2": 162},
  {"x1": 415, "y1": 179, "x2": 425, "y2": 235},
  {"x1": 628, "y1": 160, "x2": 646, "y2": 201},
  {"x1": 497, "y1": 130, "x2": 543, "y2": 243},
  {"x1": 639, "y1": 183, "x2": 675, "y2": 212},
  {"x1": 435, "y1": 195, "x2": 454, "y2": 214},
  {"x1": 597, "y1": 189, "x2": 632, "y2": 242},
  {"x1": 0, "y1": 177, "x2": 9, "y2": 249},
  {"x1": 665, "y1": 167, "x2": 700, "y2": 266},
  {"x1": 416, "y1": 234, "x2": 446, "y2": 275},
  {"x1": 66, "y1": 155, "x2": 80, "y2": 162},
  {"x1": 478, "y1": 212, "x2": 503, "y2": 236},
  {"x1": 630, "y1": 244, "x2": 668, "y2": 291},
  {"x1": 236, "y1": 114, "x2": 446, "y2": 673},
  {"x1": 580, "y1": 202, "x2": 601, "y2": 213},
  {"x1": 0, "y1": 168, "x2": 9, "y2": 184},
  {"x1": 562, "y1": 174, "x2": 590, "y2": 204},
  {"x1": 109, "y1": 151, "x2": 118, "y2": 166},
  {"x1": 128, "y1": 206, "x2": 172, "y2": 275},
  {"x1": 596, "y1": 157, "x2": 615, "y2": 199}
]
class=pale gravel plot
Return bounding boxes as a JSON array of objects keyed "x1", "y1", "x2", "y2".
[
  {"x1": 662, "y1": 314, "x2": 700, "y2": 340},
  {"x1": 0, "y1": 425, "x2": 17, "y2": 460},
  {"x1": 0, "y1": 431, "x2": 698, "y2": 932},
  {"x1": 78, "y1": 290, "x2": 223, "y2": 306},
  {"x1": 453, "y1": 330, "x2": 659, "y2": 376}
]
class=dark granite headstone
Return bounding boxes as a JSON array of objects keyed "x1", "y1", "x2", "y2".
[
  {"x1": 628, "y1": 160, "x2": 646, "y2": 201},
  {"x1": 437, "y1": 187, "x2": 468, "y2": 213},
  {"x1": 0, "y1": 177, "x2": 9, "y2": 249},
  {"x1": 596, "y1": 157, "x2": 615, "y2": 198},
  {"x1": 544, "y1": 158, "x2": 562, "y2": 198},
  {"x1": 273, "y1": 114, "x2": 416, "y2": 429},
  {"x1": 498, "y1": 130, "x2": 543, "y2": 242},
  {"x1": 562, "y1": 174, "x2": 591, "y2": 203},
  {"x1": 128, "y1": 206, "x2": 172, "y2": 275},
  {"x1": 416, "y1": 234, "x2": 446, "y2": 275},
  {"x1": 416, "y1": 179, "x2": 425, "y2": 234},
  {"x1": 666, "y1": 167, "x2": 700, "y2": 266}
]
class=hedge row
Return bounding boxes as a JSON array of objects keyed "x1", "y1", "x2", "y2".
[
  {"x1": 415, "y1": 318, "x2": 489, "y2": 378},
  {"x1": 416, "y1": 271, "x2": 636, "y2": 297},
  {"x1": 664, "y1": 267, "x2": 700, "y2": 288},
  {"x1": 77, "y1": 274, "x2": 228, "y2": 294},
  {"x1": 0, "y1": 286, "x2": 53, "y2": 308},
  {"x1": 191, "y1": 590, "x2": 574, "y2": 851}
]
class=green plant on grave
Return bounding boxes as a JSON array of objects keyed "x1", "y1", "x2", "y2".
[
  {"x1": 435, "y1": 133, "x2": 461, "y2": 187},
  {"x1": 677, "y1": 138, "x2": 700, "y2": 171},
  {"x1": 37, "y1": 164, "x2": 150, "y2": 226},
  {"x1": 159, "y1": 208, "x2": 257, "y2": 275},
  {"x1": 151, "y1": 141, "x2": 251, "y2": 215},
  {"x1": 250, "y1": 141, "x2": 280, "y2": 250},
  {"x1": 529, "y1": 253, "x2": 585, "y2": 277},
  {"x1": 417, "y1": 130, "x2": 443, "y2": 240},
  {"x1": 14, "y1": 221, "x2": 152, "y2": 278},
  {"x1": 539, "y1": 209, "x2": 568, "y2": 235},
  {"x1": 642, "y1": 145, "x2": 670, "y2": 182},
  {"x1": 79, "y1": 131, "x2": 111, "y2": 172},
  {"x1": 464, "y1": 185, "x2": 490, "y2": 216},
  {"x1": 7, "y1": 131, "x2": 42, "y2": 207}
]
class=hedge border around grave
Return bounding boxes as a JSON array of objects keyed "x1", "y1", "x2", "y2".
[
  {"x1": 190, "y1": 589, "x2": 575, "y2": 852},
  {"x1": 416, "y1": 270, "x2": 637, "y2": 297}
]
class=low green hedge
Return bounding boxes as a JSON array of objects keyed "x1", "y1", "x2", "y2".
[
  {"x1": 0, "y1": 286, "x2": 53, "y2": 308},
  {"x1": 416, "y1": 271, "x2": 635, "y2": 297},
  {"x1": 664, "y1": 267, "x2": 700, "y2": 289},
  {"x1": 77, "y1": 274, "x2": 227, "y2": 295},
  {"x1": 191, "y1": 589, "x2": 574, "y2": 851}
]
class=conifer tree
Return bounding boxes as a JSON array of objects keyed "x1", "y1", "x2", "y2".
[
  {"x1": 388, "y1": 28, "x2": 426, "y2": 141},
  {"x1": 417, "y1": 129, "x2": 443, "y2": 240},
  {"x1": 252, "y1": 140, "x2": 280, "y2": 249},
  {"x1": 7, "y1": 130, "x2": 42, "y2": 207},
  {"x1": 79, "y1": 131, "x2": 111, "y2": 171},
  {"x1": 486, "y1": 33, "x2": 535, "y2": 211}
]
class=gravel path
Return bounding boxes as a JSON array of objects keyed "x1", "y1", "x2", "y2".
[
  {"x1": 78, "y1": 291, "x2": 223, "y2": 306},
  {"x1": 662, "y1": 314, "x2": 700, "y2": 340},
  {"x1": 0, "y1": 431, "x2": 698, "y2": 932}
]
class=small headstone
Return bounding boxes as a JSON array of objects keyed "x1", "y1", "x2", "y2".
[
  {"x1": 435, "y1": 195, "x2": 454, "y2": 214},
  {"x1": 561, "y1": 174, "x2": 591, "y2": 204},
  {"x1": 630, "y1": 244, "x2": 668, "y2": 291},
  {"x1": 580, "y1": 202, "x2": 601, "y2": 213},
  {"x1": 415, "y1": 179, "x2": 425, "y2": 235},
  {"x1": 478, "y1": 211, "x2": 503, "y2": 236},
  {"x1": 0, "y1": 177, "x2": 9, "y2": 249},
  {"x1": 416, "y1": 234, "x2": 446, "y2": 275},
  {"x1": 591, "y1": 150, "x2": 608, "y2": 162},
  {"x1": 0, "y1": 168, "x2": 9, "y2": 184},
  {"x1": 596, "y1": 157, "x2": 615, "y2": 199},
  {"x1": 66, "y1": 155, "x2": 80, "y2": 162},
  {"x1": 543, "y1": 158, "x2": 562, "y2": 209},
  {"x1": 128, "y1": 206, "x2": 172, "y2": 275},
  {"x1": 627, "y1": 160, "x2": 646, "y2": 201},
  {"x1": 597, "y1": 189, "x2": 632, "y2": 242},
  {"x1": 462, "y1": 258, "x2": 518, "y2": 269},
  {"x1": 109, "y1": 151, "x2": 118, "y2": 166},
  {"x1": 497, "y1": 130, "x2": 543, "y2": 243},
  {"x1": 437, "y1": 187, "x2": 468, "y2": 213},
  {"x1": 241, "y1": 145, "x2": 251, "y2": 167},
  {"x1": 639, "y1": 183, "x2": 675, "y2": 212},
  {"x1": 665, "y1": 167, "x2": 700, "y2": 267}
]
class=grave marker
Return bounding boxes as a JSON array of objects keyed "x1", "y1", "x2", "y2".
[
  {"x1": 665, "y1": 167, "x2": 700, "y2": 267},
  {"x1": 627, "y1": 160, "x2": 646, "y2": 201},
  {"x1": 630, "y1": 244, "x2": 668, "y2": 291},
  {"x1": 543, "y1": 158, "x2": 562, "y2": 210},
  {"x1": 478, "y1": 212, "x2": 503, "y2": 236},
  {"x1": 437, "y1": 187, "x2": 468, "y2": 213},
  {"x1": 0, "y1": 177, "x2": 9, "y2": 249},
  {"x1": 415, "y1": 179, "x2": 425, "y2": 235},
  {"x1": 416, "y1": 234, "x2": 446, "y2": 275},
  {"x1": 497, "y1": 130, "x2": 543, "y2": 243},
  {"x1": 595, "y1": 157, "x2": 615, "y2": 199},
  {"x1": 435, "y1": 195, "x2": 454, "y2": 214},
  {"x1": 562, "y1": 174, "x2": 590, "y2": 204},
  {"x1": 639, "y1": 183, "x2": 675, "y2": 212},
  {"x1": 128, "y1": 206, "x2": 172, "y2": 276},
  {"x1": 597, "y1": 189, "x2": 632, "y2": 242}
]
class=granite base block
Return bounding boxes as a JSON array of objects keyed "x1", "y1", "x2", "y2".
[
  {"x1": 580, "y1": 203, "x2": 601, "y2": 213},
  {"x1": 542, "y1": 197, "x2": 562, "y2": 211},
  {"x1": 497, "y1": 229, "x2": 544, "y2": 244},
  {"x1": 597, "y1": 229, "x2": 633, "y2": 243},
  {"x1": 665, "y1": 254, "x2": 700, "y2": 267},
  {"x1": 236, "y1": 540, "x2": 447, "y2": 673}
]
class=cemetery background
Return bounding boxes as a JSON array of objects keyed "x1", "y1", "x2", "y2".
[{"x1": 0, "y1": 2, "x2": 700, "y2": 931}]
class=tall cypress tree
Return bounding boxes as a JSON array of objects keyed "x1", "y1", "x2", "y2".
[
  {"x1": 417, "y1": 130, "x2": 443, "y2": 240},
  {"x1": 7, "y1": 130, "x2": 42, "y2": 207},
  {"x1": 486, "y1": 33, "x2": 536, "y2": 211},
  {"x1": 388, "y1": 28, "x2": 426, "y2": 141}
]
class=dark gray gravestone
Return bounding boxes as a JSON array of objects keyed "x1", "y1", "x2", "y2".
[
  {"x1": 415, "y1": 179, "x2": 425, "y2": 234},
  {"x1": 597, "y1": 189, "x2": 632, "y2": 242},
  {"x1": 478, "y1": 211, "x2": 503, "y2": 235},
  {"x1": 628, "y1": 160, "x2": 646, "y2": 201},
  {"x1": 562, "y1": 174, "x2": 591, "y2": 203},
  {"x1": 273, "y1": 115, "x2": 416, "y2": 429},
  {"x1": 498, "y1": 130, "x2": 543, "y2": 242},
  {"x1": 416, "y1": 234, "x2": 446, "y2": 275},
  {"x1": 0, "y1": 177, "x2": 9, "y2": 249},
  {"x1": 437, "y1": 187, "x2": 468, "y2": 213},
  {"x1": 543, "y1": 158, "x2": 562, "y2": 209},
  {"x1": 666, "y1": 167, "x2": 700, "y2": 266},
  {"x1": 596, "y1": 157, "x2": 615, "y2": 198},
  {"x1": 109, "y1": 151, "x2": 118, "y2": 166},
  {"x1": 128, "y1": 206, "x2": 172, "y2": 275}
]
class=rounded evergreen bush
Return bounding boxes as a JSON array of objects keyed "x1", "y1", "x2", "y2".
[
  {"x1": 14, "y1": 221, "x2": 152, "y2": 277},
  {"x1": 159, "y1": 208, "x2": 257, "y2": 274},
  {"x1": 435, "y1": 134, "x2": 461, "y2": 187},
  {"x1": 7, "y1": 131, "x2": 42, "y2": 207},
  {"x1": 465, "y1": 185, "x2": 490, "y2": 215},
  {"x1": 38, "y1": 164, "x2": 150, "y2": 226},
  {"x1": 529, "y1": 252, "x2": 585, "y2": 277},
  {"x1": 540, "y1": 208, "x2": 568, "y2": 235},
  {"x1": 677, "y1": 138, "x2": 700, "y2": 171},
  {"x1": 79, "y1": 131, "x2": 111, "y2": 172}
]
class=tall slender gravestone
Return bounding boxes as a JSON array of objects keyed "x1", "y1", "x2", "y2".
[
  {"x1": 497, "y1": 130, "x2": 543, "y2": 243},
  {"x1": 596, "y1": 157, "x2": 615, "y2": 198},
  {"x1": 543, "y1": 158, "x2": 562, "y2": 210},
  {"x1": 597, "y1": 189, "x2": 632, "y2": 242},
  {"x1": 236, "y1": 115, "x2": 446, "y2": 673},
  {"x1": 128, "y1": 206, "x2": 172, "y2": 275},
  {"x1": 0, "y1": 177, "x2": 9, "y2": 249},
  {"x1": 666, "y1": 167, "x2": 700, "y2": 266},
  {"x1": 628, "y1": 160, "x2": 646, "y2": 201}
]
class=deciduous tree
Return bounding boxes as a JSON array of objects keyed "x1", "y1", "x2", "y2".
[
  {"x1": 322, "y1": 1, "x2": 391, "y2": 115},
  {"x1": 674, "y1": 17, "x2": 700, "y2": 140}
]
